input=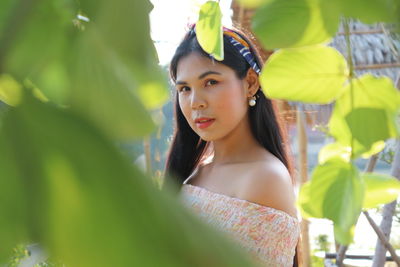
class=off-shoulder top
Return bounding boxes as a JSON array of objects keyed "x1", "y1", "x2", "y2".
[{"x1": 179, "y1": 166, "x2": 301, "y2": 267}]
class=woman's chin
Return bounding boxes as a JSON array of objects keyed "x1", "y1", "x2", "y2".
[{"x1": 197, "y1": 133, "x2": 215, "y2": 142}]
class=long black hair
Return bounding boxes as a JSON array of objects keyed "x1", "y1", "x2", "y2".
[
  {"x1": 165, "y1": 26, "x2": 294, "y2": 188},
  {"x1": 164, "y1": 26, "x2": 300, "y2": 267}
]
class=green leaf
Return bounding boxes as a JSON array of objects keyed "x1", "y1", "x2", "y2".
[
  {"x1": 81, "y1": 0, "x2": 169, "y2": 111},
  {"x1": 69, "y1": 30, "x2": 156, "y2": 140},
  {"x1": 297, "y1": 181, "x2": 315, "y2": 218},
  {"x1": 259, "y1": 46, "x2": 348, "y2": 103},
  {"x1": 1, "y1": 0, "x2": 169, "y2": 140},
  {"x1": 252, "y1": 0, "x2": 340, "y2": 49},
  {"x1": 1, "y1": 0, "x2": 75, "y2": 83},
  {"x1": 362, "y1": 173, "x2": 400, "y2": 209},
  {"x1": 0, "y1": 74, "x2": 23, "y2": 106},
  {"x1": 235, "y1": 0, "x2": 274, "y2": 8},
  {"x1": 0, "y1": 0, "x2": 19, "y2": 39},
  {"x1": 0, "y1": 94, "x2": 255, "y2": 266},
  {"x1": 298, "y1": 159, "x2": 364, "y2": 245},
  {"x1": 318, "y1": 142, "x2": 351, "y2": 164},
  {"x1": 337, "y1": 0, "x2": 400, "y2": 24},
  {"x1": 334, "y1": 223, "x2": 356, "y2": 245},
  {"x1": 360, "y1": 141, "x2": 386, "y2": 159},
  {"x1": 329, "y1": 74, "x2": 400, "y2": 157},
  {"x1": 197, "y1": 1, "x2": 224, "y2": 61}
]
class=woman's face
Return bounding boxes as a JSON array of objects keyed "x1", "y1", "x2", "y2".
[{"x1": 175, "y1": 53, "x2": 250, "y2": 141}]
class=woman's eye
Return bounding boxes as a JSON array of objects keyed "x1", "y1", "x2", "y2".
[
  {"x1": 178, "y1": 86, "x2": 190, "y2": 92},
  {"x1": 205, "y1": 79, "x2": 218, "y2": 86}
]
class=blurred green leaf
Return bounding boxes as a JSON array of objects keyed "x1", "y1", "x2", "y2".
[
  {"x1": 1, "y1": 0, "x2": 169, "y2": 140},
  {"x1": 318, "y1": 142, "x2": 351, "y2": 164},
  {"x1": 337, "y1": 0, "x2": 400, "y2": 24},
  {"x1": 329, "y1": 74, "x2": 400, "y2": 157},
  {"x1": 359, "y1": 141, "x2": 386, "y2": 159},
  {"x1": 77, "y1": 0, "x2": 169, "y2": 110},
  {"x1": 235, "y1": 0, "x2": 274, "y2": 8},
  {"x1": 0, "y1": 74, "x2": 23, "y2": 106},
  {"x1": 0, "y1": 94, "x2": 255, "y2": 266},
  {"x1": 1, "y1": 0, "x2": 75, "y2": 83},
  {"x1": 252, "y1": 0, "x2": 339, "y2": 49},
  {"x1": 362, "y1": 172, "x2": 400, "y2": 209},
  {"x1": 259, "y1": 46, "x2": 348, "y2": 103},
  {"x1": 334, "y1": 223, "x2": 356, "y2": 245},
  {"x1": 298, "y1": 159, "x2": 364, "y2": 244},
  {"x1": 68, "y1": 29, "x2": 156, "y2": 140},
  {"x1": 197, "y1": 1, "x2": 224, "y2": 61}
]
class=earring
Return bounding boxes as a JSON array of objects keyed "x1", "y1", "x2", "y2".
[{"x1": 248, "y1": 95, "x2": 256, "y2": 106}]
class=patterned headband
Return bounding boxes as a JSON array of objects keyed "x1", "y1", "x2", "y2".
[
  {"x1": 189, "y1": 24, "x2": 261, "y2": 75},
  {"x1": 222, "y1": 27, "x2": 261, "y2": 74}
]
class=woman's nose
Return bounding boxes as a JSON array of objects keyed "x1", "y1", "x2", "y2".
[{"x1": 190, "y1": 90, "x2": 207, "y2": 110}]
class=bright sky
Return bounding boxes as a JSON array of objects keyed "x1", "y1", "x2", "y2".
[{"x1": 149, "y1": 0, "x2": 233, "y2": 66}]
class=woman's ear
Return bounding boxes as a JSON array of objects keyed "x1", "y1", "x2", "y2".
[{"x1": 245, "y1": 68, "x2": 260, "y2": 97}]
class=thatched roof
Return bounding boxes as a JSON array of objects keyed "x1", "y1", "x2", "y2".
[{"x1": 332, "y1": 21, "x2": 399, "y2": 81}]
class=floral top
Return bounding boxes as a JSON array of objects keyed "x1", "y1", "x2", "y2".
[{"x1": 180, "y1": 168, "x2": 300, "y2": 267}]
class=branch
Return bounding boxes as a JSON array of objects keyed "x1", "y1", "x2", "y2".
[
  {"x1": 363, "y1": 210, "x2": 400, "y2": 265},
  {"x1": 336, "y1": 245, "x2": 348, "y2": 266}
]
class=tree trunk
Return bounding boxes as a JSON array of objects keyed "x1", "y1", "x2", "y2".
[
  {"x1": 372, "y1": 139, "x2": 400, "y2": 267},
  {"x1": 372, "y1": 72, "x2": 400, "y2": 267}
]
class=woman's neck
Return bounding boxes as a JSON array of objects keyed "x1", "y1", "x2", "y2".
[{"x1": 211, "y1": 116, "x2": 267, "y2": 166}]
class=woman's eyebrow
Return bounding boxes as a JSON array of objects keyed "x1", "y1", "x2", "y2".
[{"x1": 176, "y1": 71, "x2": 222, "y2": 85}]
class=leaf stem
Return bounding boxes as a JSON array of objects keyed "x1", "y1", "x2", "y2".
[{"x1": 344, "y1": 18, "x2": 355, "y2": 161}]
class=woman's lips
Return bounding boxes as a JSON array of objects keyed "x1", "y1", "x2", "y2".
[{"x1": 195, "y1": 119, "x2": 215, "y2": 129}]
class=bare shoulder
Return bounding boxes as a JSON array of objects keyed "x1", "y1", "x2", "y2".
[{"x1": 239, "y1": 157, "x2": 298, "y2": 218}]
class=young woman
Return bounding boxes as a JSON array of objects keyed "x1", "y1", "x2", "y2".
[{"x1": 165, "y1": 25, "x2": 301, "y2": 267}]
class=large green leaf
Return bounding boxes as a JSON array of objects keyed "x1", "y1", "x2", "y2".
[
  {"x1": 78, "y1": 0, "x2": 169, "y2": 111},
  {"x1": 362, "y1": 172, "x2": 400, "y2": 209},
  {"x1": 329, "y1": 74, "x2": 400, "y2": 157},
  {"x1": 0, "y1": 0, "x2": 169, "y2": 140},
  {"x1": 0, "y1": 1, "x2": 73, "y2": 78},
  {"x1": 197, "y1": 1, "x2": 224, "y2": 61},
  {"x1": 252, "y1": 0, "x2": 340, "y2": 49},
  {"x1": 298, "y1": 159, "x2": 364, "y2": 244},
  {"x1": 259, "y1": 46, "x2": 348, "y2": 103},
  {"x1": 337, "y1": 0, "x2": 400, "y2": 24},
  {"x1": 0, "y1": 94, "x2": 255, "y2": 266},
  {"x1": 68, "y1": 30, "x2": 156, "y2": 140}
]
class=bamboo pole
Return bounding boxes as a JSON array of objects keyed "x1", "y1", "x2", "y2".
[
  {"x1": 354, "y1": 63, "x2": 400, "y2": 70},
  {"x1": 297, "y1": 105, "x2": 311, "y2": 267}
]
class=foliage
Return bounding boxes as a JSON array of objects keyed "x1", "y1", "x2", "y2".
[
  {"x1": 315, "y1": 234, "x2": 331, "y2": 252},
  {"x1": 310, "y1": 253, "x2": 325, "y2": 267},
  {"x1": 197, "y1": 1, "x2": 224, "y2": 60},
  {"x1": 8, "y1": 244, "x2": 30, "y2": 267},
  {"x1": 195, "y1": 0, "x2": 400, "y2": 245}
]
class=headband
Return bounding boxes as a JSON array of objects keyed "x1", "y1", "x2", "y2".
[
  {"x1": 189, "y1": 24, "x2": 261, "y2": 75},
  {"x1": 222, "y1": 28, "x2": 261, "y2": 74}
]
